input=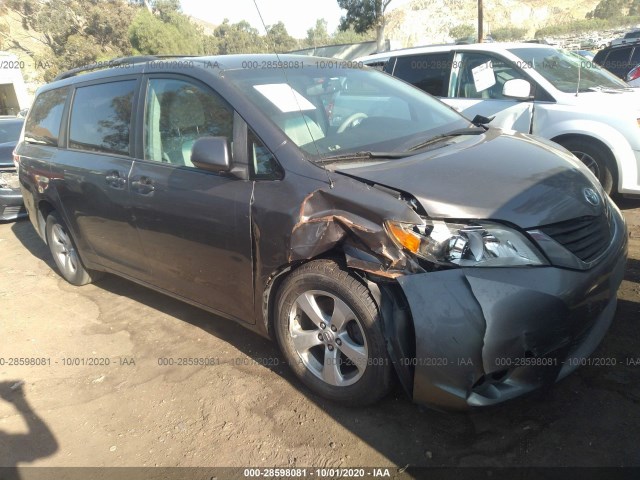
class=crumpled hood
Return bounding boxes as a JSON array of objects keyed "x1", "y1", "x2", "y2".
[{"x1": 335, "y1": 129, "x2": 605, "y2": 229}]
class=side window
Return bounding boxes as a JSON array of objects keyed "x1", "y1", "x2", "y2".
[
  {"x1": 601, "y1": 47, "x2": 631, "y2": 76},
  {"x1": 144, "y1": 78, "x2": 233, "y2": 168},
  {"x1": 248, "y1": 129, "x2": 282, "y2": 179},
  {"x1": 69, "y1": 81, "x2": 135, "y2": 155},
  {"x1": 454, "y1": 53, "x2": 526, "y2": 100},
  {"x1": 392, "y1": 53, "x2": 452, "y2": 96},
  {"x1": 24, "y1": 87, "x2": 69, "y2": 146},
  {"x1": 630, "y1": 47, "x2": 640, "y2": 66}
]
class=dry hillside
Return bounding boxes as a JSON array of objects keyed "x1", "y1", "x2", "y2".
[{"x1": 386, "y1": 0, "x2": 601, "y2": 47}]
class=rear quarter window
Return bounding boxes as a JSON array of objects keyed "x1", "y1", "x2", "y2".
[
  {"x1": 69, "y1": 80, "x2": 136, "y2": 156},
  {"x1": 24, "y1": 87, "x2": 69, "y2": 146},
  {"x1": 392, "y1": 53, "x2": 452, "y2": 96},
  {"x1": 600, "y1": 47, "x2": 632, "y2": 76}
]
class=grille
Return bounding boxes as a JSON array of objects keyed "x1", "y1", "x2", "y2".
[{"x1": 539, "y1": 208, "x2": 612, "y2": 263}]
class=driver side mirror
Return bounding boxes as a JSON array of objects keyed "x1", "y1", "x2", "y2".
[
  {"x1": 502, "y1": 79, "x2": 533, "y2": 100},
  {"x1": 191, "y1": 136, "x2": 231, "y2": 172}
]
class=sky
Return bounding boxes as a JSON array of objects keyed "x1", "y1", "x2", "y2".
[{"x1": 180, "y1": 0, "x2": 413, "y2": 39}]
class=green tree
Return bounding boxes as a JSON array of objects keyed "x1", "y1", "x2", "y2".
[
  {"x1": 266, "y1": 21, "x2": 298, "y2": 52},
  {"x1": 214, "y1": 19, "x2": 266, "y2": 54},
  {"x1": 587, "y1": 0, "x2": 627, "y2": 19},
  {"x1": 7, "y1": 0, "x2": 136, "y2": 80},
  {"x1": 129, "y1": 9, "x2": 203, "y2": 55},
  {"x1": 305, "y1": 19, "x2": 330, "y2": 47},
  {"x1": 337, "y1": 0, "x2": 391, "y2": 52},
  {"x1": 449, "y1": 24, "x2": 476, "y2": 41},
  {"x1": 85, "y1": 0, "x2": 135, "y2": 53},
  {"x1": 152, "y1": 0, "x2": 181, "y2": 21}
]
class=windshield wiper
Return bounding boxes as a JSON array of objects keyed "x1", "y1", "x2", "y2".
[
  {"x1": 316, "y1": 126, "x2": 487, "y2": 164},
  {"x1": 407, "y1": 126, "x2": 486, "y2": 152},
  {"x1": 316, "y1": 150, "x2": 416, "y2": 164}
]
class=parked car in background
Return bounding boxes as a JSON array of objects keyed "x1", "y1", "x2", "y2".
[
  {"x1": 0, "y1": 117, "x2": 26, "y2": 221},
  {"x1": 593, "y1": 41, "x2": 640, "y2": 80},
  {"x1": 358, "y1": 43, "x2": 640, "y2": 196},
  {"x1": 15, "y1": 54, "x2": 627, "y2": 410},
  {"x1": 610, "y1": 29, "x2": 640, "y2": 47}
]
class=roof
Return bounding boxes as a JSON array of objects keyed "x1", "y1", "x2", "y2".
[
  {"x1": 45, "y1": 53, "x2": 334, "y2": 90},
  {"x1": 357, "y1": 42, "x2": 561, "y2": 62}
]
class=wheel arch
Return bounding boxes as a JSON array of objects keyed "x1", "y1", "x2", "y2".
[
  {"x1": 262, "y1": 248, "x2": 416, "y2": 397},
  {"x1": 550, "y1": 132, "x2": 620, "y2": 190},
  {"x1": 262, "y1": 249, "x2": 350, "y2": 340},
  {"x1": 37, "y1": 200, "x2": 56, "y2": 243}
]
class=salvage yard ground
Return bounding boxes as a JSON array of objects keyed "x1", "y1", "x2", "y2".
[{"x1": 0, "y1": 199, "x2": 639, "y2": 470}]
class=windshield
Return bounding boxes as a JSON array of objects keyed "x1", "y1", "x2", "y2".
[
  {"x1": 508, "y1": 47, "x2": 628, "y2": 93},
  {"x1": 0, "y1": 120, "x2": 24, "y2": 144},
  {"x1": 225, "y1": 63, "x2": 468, "y2": 159}
]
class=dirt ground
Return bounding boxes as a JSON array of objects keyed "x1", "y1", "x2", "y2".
[{"x1": 0, "y1": 199, "x2": 639, "y2": 473}]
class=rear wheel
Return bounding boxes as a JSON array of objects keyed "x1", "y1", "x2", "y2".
[
  {"x1": 45, "y1": 211, "x2": 101, "y2": 286},
  {"x1": 558, "y1": 138, "x2": 616, "y2": 195},
  {"x1": 275, "y1": 260, "x2": 392, "y2": 406}
]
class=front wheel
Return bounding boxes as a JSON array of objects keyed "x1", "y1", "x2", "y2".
[
  {"x1": 45, "y1": 211, "x2": 101, "y2": 286},
  {"x1": 558, "y1": 138, "x2": 616, "y2": 195},
  {"x1": 275, "y1": 260, "x2": 393, "y2": 406}
]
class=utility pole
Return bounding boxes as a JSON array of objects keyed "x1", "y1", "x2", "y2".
[{"x1": 478, "y1": 0, "x2": 483, "y2": 43}]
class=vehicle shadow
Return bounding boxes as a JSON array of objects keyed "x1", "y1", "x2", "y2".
[
  {"x1": 0, "y1": 382, "x2": 58, "y2": 476},
  {"x1": 616, "y1": 196, "x2": 640, "y2": 211},
  {"x1": 625, "y1": 258, "x2": 640, "y2": 283},
  {"x1": 10, "y1": 218, "x2": 56, "y2": 270}
]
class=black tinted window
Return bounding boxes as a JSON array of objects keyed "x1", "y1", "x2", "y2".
[
  {"x1": 392, "y1": 53, "x2": 452, "y2": 96},
  {"x1": 24, "y1": 87, "x2": 68, "y2": 146},
  {"x1": 601, "y1": 48, "x2": 632, "y2": 76},
  {"x1": 144, "y1": 78, "x2": 233, "y2": 167},
  {"x1": 69, "y1": 81, "x2": 135, "y2": 155}
]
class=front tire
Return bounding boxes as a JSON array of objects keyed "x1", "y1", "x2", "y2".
[
  {"x1": 45, "y1": 211, "x2": 101, "y2": 286},
  {"x1": 275, "y1": 260, "x2": 392, "y2": 406},
  {"x1": 559, "y1": 138, "x2": 616, "y2": 195}
]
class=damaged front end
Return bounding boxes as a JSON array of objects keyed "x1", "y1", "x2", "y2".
[{"x1": 284, "y1": 177, "x2": 628, "y2": 410}]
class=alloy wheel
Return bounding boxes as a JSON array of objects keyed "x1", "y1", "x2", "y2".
[{"x1": 288, "y1": 290, "x2": 368, "y2": 387}]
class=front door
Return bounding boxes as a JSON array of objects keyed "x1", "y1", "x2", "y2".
[
  {"x1": 443, "y1": 52, "x2": 534, "y2": 132},
  {"x1": 129, "y1": 76, "x2": 254, "y2": 322}
]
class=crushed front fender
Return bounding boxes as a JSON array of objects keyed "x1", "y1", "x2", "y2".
[{"x1": 397, "y1": 229, "x2": 627, "y2": 410}]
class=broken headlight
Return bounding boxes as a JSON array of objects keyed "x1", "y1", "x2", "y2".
[{"x1": 386, "y1": 219, "x2": 548, "y2": 267}]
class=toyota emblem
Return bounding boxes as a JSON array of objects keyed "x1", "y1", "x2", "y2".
[{"x1": 583, "y1": 188, "x2": 601, "y2": 206}]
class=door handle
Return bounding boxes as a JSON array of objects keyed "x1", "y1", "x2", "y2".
[
  {"x1": 105, "y1": 171, "x2": 126, "y2": 189},
  {"x1": 131, "y1": 176, "x2": 155, "y2": 195}
]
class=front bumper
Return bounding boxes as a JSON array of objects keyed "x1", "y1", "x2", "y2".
[
  {"x1": 396, "y1": 205, "x2": 628, "y2": 410},
  {"x1": 0, "y1": 187, "x2": 26, "y2": 221}
]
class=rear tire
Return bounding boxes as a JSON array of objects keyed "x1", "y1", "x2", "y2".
[
  {"x1": 558, "y1": 138, "x2": 616, "y2": 195},
  {"x1": 275, "y1": 259, "x2": 392, "y2": 406},
  {"x1": 45, "y1": 211, "x2": 101, "y2": 286}
]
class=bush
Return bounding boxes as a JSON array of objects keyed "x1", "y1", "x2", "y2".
[
  {"x1": 535, "y1": 16, "x2": 640, "y2": 37},
  {"x1": 491, "y1": 26, "x2": 528, "y2": 41}
]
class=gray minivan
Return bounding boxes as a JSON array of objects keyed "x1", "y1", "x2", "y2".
[{"x1": 15, "y1": 55, "x2": 627, "y2": 410}]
